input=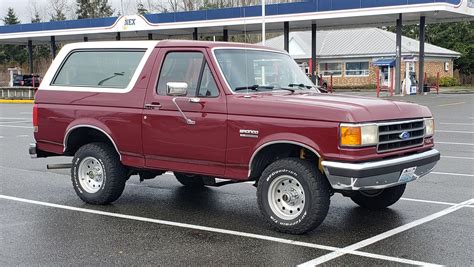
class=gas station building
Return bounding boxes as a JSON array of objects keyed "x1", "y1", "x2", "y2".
[
  {"x1": 0, "y1": 0, "x2": 472, "y2": 94},
  {"x1": 262, "y1": 28, "x2": 460, "y2": 88}
]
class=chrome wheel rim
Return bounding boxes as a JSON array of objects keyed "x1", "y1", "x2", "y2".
[
  {"x1": 78, "y1": 157, "x2": 104, "y2": 194},
  {"x1": 268, "y1": 175, "x2": 305, "y2": 220}
]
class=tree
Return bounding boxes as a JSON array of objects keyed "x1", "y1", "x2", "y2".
[
  {"x1": 0, "y1": 8, "x2": 27, "y2": 66},
  {"x1": 30, "y1": 11, "x2": 51, "y2": 63},
  {"x1": 49, "y1": 0, "x2": 68, "y2": 21},
  {"x1": 31, "y1": 11, "x2": 42, "y2": 23},
  {"x1": 2, "y1": 7, "x2": 20, "y2": 25},
  {"x1": 76, "y1": 0, "x2": 114, "y2": 19},
  {"x1": 51, "y1": 9, "x2": 67, "y2": 21},
  {"x1": 137, "y1": 2, "x2": 148, "y2": 15},
  {"x1": 387, "y1": 22, "x2": 473, "y2": 75}
]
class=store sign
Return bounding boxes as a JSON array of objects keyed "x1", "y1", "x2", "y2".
[{"x1": 116, "y1": 15, "x2": 151, "y2": 31}]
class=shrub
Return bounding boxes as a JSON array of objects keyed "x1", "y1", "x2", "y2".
[{"x1": 439, "y1": 76, "x2": 459, "y2": 87}]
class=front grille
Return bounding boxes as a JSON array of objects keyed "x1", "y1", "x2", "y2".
[{"x1": 377, "y1": 119, "x2": 425, "y2": 153}]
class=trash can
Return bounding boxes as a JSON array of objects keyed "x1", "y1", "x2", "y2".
[{"x1": 423, "y1": 84, "x2": 430, "y2": 93}]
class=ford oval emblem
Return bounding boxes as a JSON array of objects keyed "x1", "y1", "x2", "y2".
[{"x1": 399, "y1": 131, "x2": 410, "y2": 140}]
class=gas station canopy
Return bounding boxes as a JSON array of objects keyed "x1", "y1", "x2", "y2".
[{"x1": 0, "y1": 0, "x2": 472, "y2": 44}]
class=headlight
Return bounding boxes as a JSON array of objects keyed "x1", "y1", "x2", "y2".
[
  {"x1": 340, "y1": 123, "x2": 378, "y2": 147},
  {"x1": 424, "y1": 118, "x2": 434, "y2": 136}
]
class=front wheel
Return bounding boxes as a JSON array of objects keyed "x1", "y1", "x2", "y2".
[
  {"x1": 257, "y1": 158, "x2": 330, "y2": 234},
  {"x1": 71, "y1": 142, "x2": 127, "y2": 205},
  {"x1": 350, "y1": 184, "x2": 406, "y2": 210}
]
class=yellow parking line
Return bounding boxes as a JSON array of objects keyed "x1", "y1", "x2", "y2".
[
  {"x1": 0, "y1": 99, "x2": 34, "y2": 104},
  {"x1": 438, "y1": 102, "x2": 465, "y2": 107}
]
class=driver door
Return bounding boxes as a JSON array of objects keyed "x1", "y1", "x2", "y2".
[{"x1": 142, "y1": 48, "x2": 227, "y2": 176}]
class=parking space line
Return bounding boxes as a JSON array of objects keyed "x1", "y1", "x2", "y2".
[
  {"x1": 401, "y1": 197, "x2": 459, "y2": 206},
  {"x1": 298, "y1": 198, "x2": 473, "y2": 266},
  {"x1": 439, "y1": 122, "x2": 474, "y2": 126},
  {"x1": 436, "y1": 130, "x2": 474, "y2": 134},
  {"x1": 436, "y1": 141, "x2": 474, "y2": 146},
  {"x1": 431, "y1": 171, "x2": 474, "y2": 177},
  {"x1": 437, "y1": 102, "x2": 465, "y2": 107},
  {"x1": 0, "y1": 194, "x2": 440, "y2": 266},
  {"x1": 0, "y1": 117, "x2": 31, "y2": 120},
  {"x1": 0, "y1": 120, "x2": 31, "y2": 124},
  {"x1": 0, "y1": 125, "x2": 33, "y2": 129},
  {"x1": 441, "y1": 155, "x2": 474, "y2": 160}
]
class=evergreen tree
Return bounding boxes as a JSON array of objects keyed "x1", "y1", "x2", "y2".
[
  {"x1": 31, "y1": 11, "x2": 42, "y2": 23},
  {"x1": 0, "y1": 8, "x2": 27, "y2": 66},
  {"x1": 76, "y1": 0, "x2": 114, "y2": 19},
  {"x1": 50, "y1": 9, "x2": 67, "y2": 21},
  {"x1": 137, "y1": 2, "x2": 148, "y2": 15},
  {"x1": 31, "y1": 13, "x2": 51, "y2": 63},
  {"x1": 386, "y1": 22, "x2": 473, "y2": 75},
  {"x1": 2, "y1": 7, "x2": 20, "y2": 25}
]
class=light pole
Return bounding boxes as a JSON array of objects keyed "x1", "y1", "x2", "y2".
[{"x1": 262, "y1": 0, "x2": 266, "y2": 45}]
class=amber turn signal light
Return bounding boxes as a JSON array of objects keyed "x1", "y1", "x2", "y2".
[{"x1": 340, "y1": 126, "x2": 362, "y2": 146}]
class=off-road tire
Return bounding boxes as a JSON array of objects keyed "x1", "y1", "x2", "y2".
[
  {"x1": 350, "y1": 184, "x2": 406, "y2": 210},
  {"x1": 174, "y1": 173, "x2": 206, "y2": 187},
  {"x1": 257, "y1": 158, "x2": 330, "y2": 234},
  {"x1": 71, "y1": 142, "x2": 127, "y2": 205}
]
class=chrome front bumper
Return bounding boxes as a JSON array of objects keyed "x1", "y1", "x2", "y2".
[{"x1": 322, "y1": 149, "x2": 440, "y2": 191}]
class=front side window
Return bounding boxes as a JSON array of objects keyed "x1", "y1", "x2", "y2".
[
  {"x1": 345, "y1": 61, "x2": 369, "y2": 76},
  {"x1": 319, "y1": 62, "x2": 342, "y2": 76},
  {"x1": 198, "y1": 63, "x2": 219, "y2": 97},
  {"x1": 52, "y1": 50, "x2": 145, "y2": 89},
  {"x1": 157, "y1": 52, "x2": 204, "y2": 96},
  {"x1": 214, "y1": 49, "x2": 315, "y2": 93}
]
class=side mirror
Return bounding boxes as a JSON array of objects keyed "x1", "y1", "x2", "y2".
[{"x1": 166, "y1": 82, "x2": 188, "y2": 96}]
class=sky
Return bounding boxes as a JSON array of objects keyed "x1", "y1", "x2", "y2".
[{"x1": 0, "y1": 0, "x2": 155, "y2": 24}]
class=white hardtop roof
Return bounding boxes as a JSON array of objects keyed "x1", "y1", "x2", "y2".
[{"x1": 61, "y1": 40, "x2": 160, "y2": 50}]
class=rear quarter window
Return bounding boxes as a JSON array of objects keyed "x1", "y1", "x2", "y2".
[{"x1": 52, "y1": 50, "x2": 145, "y2": 89}]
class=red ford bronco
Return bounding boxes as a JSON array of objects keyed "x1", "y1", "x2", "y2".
[{"x1": 30, "y1": 40, "x2": 440, "y2": 234}]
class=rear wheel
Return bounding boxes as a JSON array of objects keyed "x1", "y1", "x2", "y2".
[
  {"x1": 350, "y1": 184, "x2": 406, "y2": 210},
  {"x1": 71, "y1": 142, "x2": 127, "y2": 205},
  {"x1": 257, "y1": 158, "x2": 330, "y2": 234}
]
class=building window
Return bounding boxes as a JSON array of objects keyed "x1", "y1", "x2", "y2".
[
  {"x1": 319, "y1": 63, "x2": 342, "y2": 76},
  {"x1": 345, "y1": 61, "x2": 369, "y2": 76}
]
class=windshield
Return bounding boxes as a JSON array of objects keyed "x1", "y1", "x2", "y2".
[{"x1": 214, "y1": 49, "x2": 316, "y2": 93}]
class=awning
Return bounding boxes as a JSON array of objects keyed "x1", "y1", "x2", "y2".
[{"x1": 373, "y1": 58, "x2": 396, "y2": 67}]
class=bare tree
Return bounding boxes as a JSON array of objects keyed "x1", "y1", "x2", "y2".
[{"x1": 49, "y1": 0, "x2": 71, "y2": 20}]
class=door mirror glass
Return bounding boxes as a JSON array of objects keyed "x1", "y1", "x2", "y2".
[{"x1": 166, "y1": 82, "x2": 188, "y2": 96}]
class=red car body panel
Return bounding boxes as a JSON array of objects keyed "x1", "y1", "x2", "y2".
[{"x1": 33, "y1": 40, "x2": 434, "y2": 181}]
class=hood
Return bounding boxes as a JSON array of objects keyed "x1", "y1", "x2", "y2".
[{"x1": 227, "y1": 92, "x2": 432, "y2": 122}]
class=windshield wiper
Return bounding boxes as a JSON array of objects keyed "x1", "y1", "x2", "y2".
[
  {"x1": 98, "y1": 72, "x2": 125, "y2": 86},
  {"x1": 234, "y1": 85, "x2": 274, "y2": 91},
  {"x1": 276, "y1": 87, "x2": 295, "y2": 93},
  {"x1": 288, "y1": 83, "x2": 313, "y2": 89}
]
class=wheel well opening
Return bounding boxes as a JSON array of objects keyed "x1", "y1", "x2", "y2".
[
  {"x1": 249, "y1": 143, "x2": 320, "y2": 180},
  {"x1": 64, "y1": 127, "x2": 117, "y2": 157}
]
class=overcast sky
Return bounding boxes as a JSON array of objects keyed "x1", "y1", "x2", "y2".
[{"x1": 0, "y1": 0, "x2": 158, "y2": 24}]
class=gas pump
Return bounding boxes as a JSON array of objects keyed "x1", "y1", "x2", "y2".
[{"x1": 404, "y1": 58, "x2": 417, "y2": 95}]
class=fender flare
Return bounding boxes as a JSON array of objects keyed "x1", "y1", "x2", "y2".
[
  {"x1": 63, "y1": 124, "x2": 121, "y2": 160},
  {"x1": 248, "y1": 138, "x2": 322, "y2": 177}
]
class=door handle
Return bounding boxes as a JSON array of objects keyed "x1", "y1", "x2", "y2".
[{"x1": 144, "y1": 103, "x2": 162, "y2": 109}]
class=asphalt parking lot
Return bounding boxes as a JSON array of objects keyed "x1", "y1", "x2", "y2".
[{"x1": 0, "y1": 93, "x2": 473, "y2": 266}]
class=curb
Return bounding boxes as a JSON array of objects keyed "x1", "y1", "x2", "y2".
[{"x1": 0, "y1": 99, "x2": 34, "y2": 104}]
